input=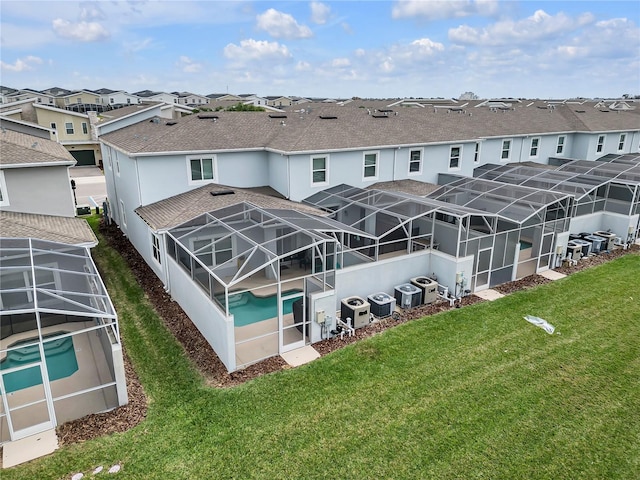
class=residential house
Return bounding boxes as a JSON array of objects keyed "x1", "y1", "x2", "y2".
[
  {"x1": 0, "y1": 129, "x2": 77, "y2": 216},
  {"x1": 265, "y1": 96, "x2": 293, "y2": 107},
  {"x1": 134, "y1": 90, "x2": 179, "y2": 105},
  {"x1": 172, "y1": 92, "x2": 209, "y2": 107},
  {"x1": 54, "y1": 90, "x2": 104, "y2": 113},
  {"x1": 0, "y1": 86, "x2": 19, "y2": 104},
  {"x1": 94, "y1": 88, "x2": 142, "y2": 108}
]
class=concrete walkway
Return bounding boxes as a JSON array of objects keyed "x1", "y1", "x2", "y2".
[
  {"x1": 2, "y1": 429, "x2": 58, "y2": 468},
  {"x1": 474, "y1": 289, "x2": 505, "y2": 301},
  {"x1": 281, "y1": 345, "x2": 320, "y2": 367}
]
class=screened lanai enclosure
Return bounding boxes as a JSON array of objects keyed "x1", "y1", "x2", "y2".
[
  {"x1": 475, "y1": 162, "x2": 640, "y2": 244},
  {"x1": 430, "y1": 175, "x2": 574, "y2": 287},
  {"x1": 0, "y1": 238, "x2": 127, "y2": 444},
  {"x1": 166, "y1": 202, "x2": 347, "y2": 370}
]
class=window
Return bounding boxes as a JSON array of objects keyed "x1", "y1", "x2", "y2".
[
  {"x1": 127, "y1": 98, "x2": 131, "y2": 104},
  {"x1": 618, "y1": 133, "x2": 626, "y2": 152},
  {"x1": 363, "y1": 152, "x2": 378, "y2": 179},
  {"x1": 193, "y1": 237, "x2": 233, "y2": 267},
  {"x1": 449, "y1": 146, "x2": 461, "y2": 169},
  {"x1": 65, "y1": 122, "x2": 74, "y2": 134},
  {"x1": 50, "y1": 122, "x2": 57, "y2": 131},
  {"x1": 189, "y1": 156, "x2": 215, "y2": 183},
  {"x1": 82, "y1": 122, "x2": 88, "y2": 135},
  {"x1": 596, "y1": 135, "x2": 605, "y2": 153},
  {"x1": 76, "y1": 97, "x2": 82, "y2": 104},
  {"x1": 474, "y1": 142, "x2": 481, "y2": 163},
  {"x1": 311, "y1": 156, "x2": 328, "y2": 184},
  {"x1": 501, "y1": 139, "x2": 511, "y2": 161},
  {"x1": 409, "y1": 149, "x2": 422, "y2": 174},
  {"x1": 556, "y1": 136, "x2": 565, "y2": 154},
  {"x1": 152, "y1": 234, "x2": 161, "y2": 264},
  {"x1": 119, "y1": 200, "x2": 126, "y2": 228},
  {"x1": 529, "y1": 137, "x2": 540, "y2": 158},
  {"x1": 0, "y1": 170, "x2": 9, "y2": 207},
  {"x1": 110, "y1": 98, "x2": 115, "y2": 103}
]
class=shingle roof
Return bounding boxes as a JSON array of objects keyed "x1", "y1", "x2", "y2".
[
  {"x1": 0, "y1": 211, "x2": 97, "y2": 245},
  {"x1": 0, "y1": 129, "x2": 75, "y2": 166},
  {"x1": 101, "y1": 101, "x2": 639, "y2": 156},
  {"x1": 135, "y1": 183, "x2": 326, "y2": 230},
  {"x1": 369, "y1": 179, "x2": 441, "y2": 196}
]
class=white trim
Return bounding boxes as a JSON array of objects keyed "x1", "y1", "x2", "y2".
[
  {"x1": 65, "y1": 122, "x2": 75, "y2": 135},
  {"x1": 448, "y1": 145, "x2": 462, "y2": 170},
  {"x1": 556, "y1": 135, "x2": 566, "y2": 155},
  {"x1": 0, "y1": 170, "x2": 9, "y2": 207},
  {"x1": 596, "y1": 134, "x2": 606, "y2": 153},
  {"x1": 151, "y1": 232, "x2": 162, "y2": 265},
  {"x1": 33, "y1": 103, "x2": 89, "y2": 119},
  {"x1": 618, "y1": 133, "x2": 626, "y2": 152},
  {"x1": 187, "y1": 154, "x2": 217, "y2": 185},
  {"x1": 408, "y1": 148, "x2": 423, "y2": 176},
  {"x1": 362, "y1": 150, "x2": 379, "y2": 181},
  {"x1": 310, "y1": 154, "x2": 329, "y2": 186},
  {"x1": 0, "y1": 116, "x2": 54, "y2": 133},
  {"x1": 0, "y1": 161, "x2": 75, "y2": 169}
]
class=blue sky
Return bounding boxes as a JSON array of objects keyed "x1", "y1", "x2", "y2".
[{"x1": 1, "y1": 1, "x2": 639, "y2": 99}]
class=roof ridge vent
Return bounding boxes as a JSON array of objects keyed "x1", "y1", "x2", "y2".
[
  {"x1": 268, "y1": 113, "x2": 287, "y2": 118},
  {"x1": 319, "y1": 115, "x2": 338, "y2": 119},
  {"x1": 197, "y1": 113, "x2": 219, "y2": 119}
]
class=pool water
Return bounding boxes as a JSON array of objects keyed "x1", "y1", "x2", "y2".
[
  {"x1": 219, "y1": 289, "x2": 303, "y2": 327},
  {"x1": 0, "y1": 335, "x2": 78, "y2": 393}
]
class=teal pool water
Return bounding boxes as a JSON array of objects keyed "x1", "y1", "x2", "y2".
[
  {"x1": 219, "y1": 289, "x2": 302, "y2": 327},
  {"x1": 0, "y1": 335, "x2": 78, "y2": 393}
]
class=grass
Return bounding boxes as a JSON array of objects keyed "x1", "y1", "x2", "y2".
[{"x1": 5, "y1": 219, "x2": 639, "y2": 479}]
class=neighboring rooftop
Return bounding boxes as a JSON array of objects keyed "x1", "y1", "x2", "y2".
[
  {"x1": 0, "y1": 128, "x2": 75, "y2": 166},
  {"x1": 0, "y1": 211, "x2": 98, "y2": 246}
]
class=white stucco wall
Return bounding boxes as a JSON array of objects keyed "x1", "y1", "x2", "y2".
[{"x1": 1, "y1": 165, "x2": 75, "y2": 216}]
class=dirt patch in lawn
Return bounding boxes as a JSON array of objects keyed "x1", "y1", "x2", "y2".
[{"x1": 56, "y1": 221, "x2": 637, "y2": 446}]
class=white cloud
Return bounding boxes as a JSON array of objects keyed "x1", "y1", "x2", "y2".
[
  {"x1": 449, "y1": 10, "x2": 595, "y2": 46},
  {"x1": 355, "y1": 48, "x2": 366, "y2": 57},
  {"x1": 52, "y1": 19, "x2": 110, "y2": 42},
  {"x1": 332, "y1": 58, "x2": 351, "y2": 68},
  {"x1": 79, "y1": 2, "x2": 106, "y2": 21},
  {"x1": 0, "y1": 55, "x2": 43, "y2": 72},
  {"x1": 411, "y1": 38, "x2": 446, "y2": 55},
  {"x1": 177, "y1": 56, "x2": 203, "y2": 73},
  {"x1": 224, "y1": 39, "x2": 292, "y2": 62},
  {"x1": 392, "y1": 0, "x2": 498, "y2": 20},
  {"x1": 256, "y1": 8, "x2": 312, "y2": 39},
  {"x1": 310, "y1": 2, "x2": 331, "y2": 25},
  {"x1": 295, "y1": 61, "x2": 311, "y2": 71},
  {"x1": 123, "y1": 37, "x2": 154, "y2": 54}
]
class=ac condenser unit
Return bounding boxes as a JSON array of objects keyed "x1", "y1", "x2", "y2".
[
  {"x1": 410, "y1": 276, "x2": 438, "y2": 305},
  {"x1": 367, "y1": 292, "x2": 396, "y2": 318},
  {"x1": 566, "y1": 242, "x2": 582, "y2": 261},
  {"x1": 584, "y1": 235, "x2": 606, "y2": 253},
  {"x1": 593, "y1": 231, "x2": 616, "y2": 252},
  {"x1": 394, "y1": 283, "x2": 422, "y2": 309},
  {"x1": 570, "y1": 238, "x2": 592, "y2": 257},
  {"x1": 340, "y1": 296, "x2": 371, "y2": 329}
]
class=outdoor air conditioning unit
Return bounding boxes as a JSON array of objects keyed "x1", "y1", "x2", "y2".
[
  {"x1": 340, "y1": 296, "x2": 371, "y2": 329},
  {"x1": 570, "y1": 238, "x2": 592, "y2": 257},
  {"x1": 593, "y1": 231, "x2": 616, "y2": 252},
  {"x1": 584, "y1": 234, "x2": 606, "y2": 253},
  {"x1": 394, "y1": 283, "x2": 422, "y2": 309},
  {"x1": 410, "y1": 276, "x2": 438, "y2": 305},
  {"x1": 367, "y1": 292, "x2": 396, "y2": 318},
  {"x1": 566, "y1": 242, "x2": 582, "y2": 261}
]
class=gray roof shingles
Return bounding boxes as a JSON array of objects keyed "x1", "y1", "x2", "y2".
[
  {"x1": 0, "y1": 129, "x2": 75, "y2": 166},
  {"x1": 101, "y1": 101, "x2": 640, "y2": 156},
  {"x1": 0, "y1": 211, "x2": 97, "y2": 245}
]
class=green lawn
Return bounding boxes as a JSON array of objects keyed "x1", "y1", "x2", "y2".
[{"x1": 5, "y1": 222, "x2": 639, "y2": 479}]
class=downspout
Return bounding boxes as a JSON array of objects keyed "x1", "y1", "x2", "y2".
[
  {"x1": 393, "y1": 147, "x2": 398, "y2": 181},
  {"x1": 286, "y1": 154, "x2": 291, "y2": 199}
]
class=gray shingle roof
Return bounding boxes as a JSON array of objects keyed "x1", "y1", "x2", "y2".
[
  {"x1": 0, "y1": 211, "x2": 97, "y2": 245},
  {"x1": 0, "y1": 129, "x2": 75, "y2": 166},
  {"x1": 135, "y1": 183, "x2": 326, "y2": 230},
  {"x1": 369, "y1": 179, "x2": 441, "y2": 196},
  {"x1": 101, "y1": 101, "x2": 639, "y2": 156}
]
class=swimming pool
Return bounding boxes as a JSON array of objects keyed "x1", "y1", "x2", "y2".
[
  {"x1": 219, "y1": 289, "x2": 303, "y2": 327},
  {"x1": 0, "y1": 334, "x2": 79, "y2": 393}
]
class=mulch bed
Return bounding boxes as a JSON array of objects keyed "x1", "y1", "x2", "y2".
[{"x1": 54, "y1": 222, "x2": 639, "y2": 446}]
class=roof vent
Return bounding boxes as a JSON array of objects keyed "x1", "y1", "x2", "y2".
[
  {"x1": 378, "y1": 109, "x2": 393, "y2": 113},
  {"x1": 599, "y1": 110, "x2": 610, "y2": 113},
  {"x1": 166, "y1": 121, "x2": 177, "y2": 126},
  {"x1": 575, "y1": 110, "x2": 585, "y2": 113},
  {"x1": 319, "y1": 115, "x2": 338, "y2": 119},
  {"x1": 197, "y1": 113, "x2": 219, "y2": 119},
  {"x1": 210, "y1": 190, "x2": 235, "y2": 197},
  {"x1": 371, "y1": 113, "x2": 389, "y2": 118},
  {"x1": 268, "y1": 113, "x2": 287, "y2": 118},
  {"x1": 149, "y1": 118, "x2": 160, "y2": 123}
]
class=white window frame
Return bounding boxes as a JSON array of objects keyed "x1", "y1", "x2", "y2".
[
  {"x1": 501, "y1": 139, "x2": 512, "y2": 161},
  {"x1": 362, "y1": 151, "x2": 379, "y2": 180},
  {"x1": 192, "y1": 236, "x2": 233, "y2": 267},
  {"x1": 596, "y1": 135, "x2": 605, "y2": 153},
  {"x1": 448, "y1": 145, "x2": 462, "y2": 170},
  {"x1": 556, "y1": 136, "x2": 565, "y2": 155},
  {"x1": 187, "y1": 155, "x2": 217, "y2": 184},
  {"x1": 119, "y1": 199, "x2": 127, "y2": 228},
  {"x1": 82, "y1": 122, "x2": 88, "y2": 135},
  {"x1": 151, "y1": 233, "x2": 162, "y2": 265},
  {"x1": 529, "y1": 137, "x2": 540, "y2": 158},
  {"x1": 0, "y1": 170, "x2": 9, "y2": 207},
  {"x1": 50, "y1": 122, "x2": 57, "y2": 131},
  {"x1": 311, "y1": 155, "x2": 329, "y2": 186},
  {"x1": 65, "y1": 122, "x2": 74, "y2": 135},
  {"x1": 618, "y1": 133, "x2": 626, "y2": 152},
  {"x1": 408, "y1": 148, "x2": 423, "y2": 175},
  {"x1": 473, "y1": 142, "x2": 481, "y2": 164}
]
